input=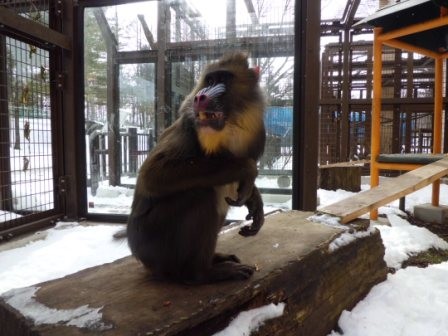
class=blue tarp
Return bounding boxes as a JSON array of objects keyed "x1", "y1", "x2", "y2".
[{"x1": 265, "y1": 106, "x2": 293, "y2": 138}]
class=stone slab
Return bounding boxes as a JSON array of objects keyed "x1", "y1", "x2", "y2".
[{"x1": 414, "y1": 203, "x2": 448, "y2": 224}]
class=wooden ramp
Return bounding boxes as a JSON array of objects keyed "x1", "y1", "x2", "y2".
[
  {"x1": 320, "y1": 157, "x2": 448, "y2": 224},
  {"x1": 0, "y1": 211, "x2": 387, "y2": 336}
]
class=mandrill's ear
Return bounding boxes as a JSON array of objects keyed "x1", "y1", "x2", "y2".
[{"x1": 251, "y1": 66, "x2": 261, "y2": 82}]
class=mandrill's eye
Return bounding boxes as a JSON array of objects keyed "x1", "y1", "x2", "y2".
[{"x1": 206, "y1": 77, "x2": 215, "y2": 86}]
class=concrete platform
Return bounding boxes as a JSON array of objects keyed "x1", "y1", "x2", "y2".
[
  {"x1": 414, "y1": 203, "x2": 448, "y2": 224},
  {"x1": 0, "y1": 211, "x2": 387, "y2": 336}
]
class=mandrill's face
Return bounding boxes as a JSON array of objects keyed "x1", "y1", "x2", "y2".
[
  {"x1": 193, "y1": 70, "x2": 234, "y2": 132},
  {"x1": 188, "y1": 53, "x2": 264, "y2": 156}
]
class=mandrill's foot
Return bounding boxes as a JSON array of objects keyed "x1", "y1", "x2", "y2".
[
  {"x1": 212, "y1": 252, "x2": 241, "y2": 264},
  {"x1": 182, "y1": 260, "x2": 255, "y2": 284},
  {"x1": 208, "y1": 261, "x2": 255, "y2": 282}
]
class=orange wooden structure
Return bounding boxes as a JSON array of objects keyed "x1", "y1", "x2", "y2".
[{"x1": 357, "y1": 1, "x2": 448, "y2": 219}]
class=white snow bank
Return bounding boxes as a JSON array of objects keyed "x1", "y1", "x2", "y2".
[
  {"x1": 307, "y1": 213, "x2": 346, "y2": 229},
  {"x1": 374, "y1": 214, "x2": 448, "y2": 269},
  {"x1": 0, "y1": 222, "x2": 130, "y2": 295},
  {"x1": 307, "y1": 213, "x2": 377, "y2": 253},
  {"x1": 2, "y1": 286, "x2": 111, "y2": 330},
  {"x1": 328, "y1": 227, "x2": 377, "y2": 252},
  {"x1": 213, "y1": 302, "x2": 286, "y2": 336},
  {"x1": 329, "y1": 262, "x2": 448, "y2": 336}
]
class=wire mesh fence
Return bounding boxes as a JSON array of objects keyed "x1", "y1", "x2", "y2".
[
  {"x1": 0, "y1": 0, "x2": 60, "y2": 235},
  {"x1": 319, "y1": 39, "x2": 443, "y2": 166},
  {"x1": 0, "y1": 36, "x2": 55, "y2": 229},
  {"x1": 1, "y1": 0, "x2": 50, "y2": 27}
]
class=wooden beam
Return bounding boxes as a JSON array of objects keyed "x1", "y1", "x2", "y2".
[
  {"x1": 392, "y1": 49, "x2": 402, "y2": 153},
  {"x1": 378, "y1": 15, "x2": 448, "y2": 43},
  {"x1": 370, "y1": 27, "x2": 383, "y2": 220},
  {"x1": 292, "y1": 0, "x2": 320, "y2": 211},
  {"x1": 226, "y1": 0, "x2": 236, "y2": 39},
  {"x1": 342, "y1": 0, "x2": 360, "y2": 27},
  {"x1": 319, "y1": 159, "x2": 369, "y2": 168},
  {"x1": 376, "y1": 162, "x2": 425, "y2": 171},
  {"x1": 170, "y1": 1, "x2": 206, "y2": 39},
  {"x1": 382, "y1": 38, "x2": 441, "y2": 59},
  {"x1": 320, "y1": 157, "x2": 448, "y2": 224},
  {"x1": 92, "y1": 8, "x2": 118, "y2": 48},
  {"x1": 445, "y1": 59, "x2": 448, "y2": 153},
  {"x1": 341, "y1": 28, "x2": 351, "y2": 161},
  {"x1": 167, "y1": 35, "x2": 294, "y2": 60},
  {"x1": 0, "y1": 6, "x2": 71, "y2": 50},
  {"x1": 137, "y1": 14, "x2": 157, "y2": 49},
  {"x1": 432, "y1": 57, "x2": 443, "y2": 206},
  {"x1": 116, "y1": 50, "x2": 158, "y2": 64},
  {"x1": 0, "y1": 35, "x2": 13, "y2": 213},
  {"x1": 433, "y1": 57, "x2": 443, "y2": 154},
  {"x1": 92, "y1": 8, "x2": 120, "y2": 186},
  {"x1": 156, "y1": 1, "x2": 170, "y2": 136},
  {"x1": 320, "y1": 97, "x2": 448, "y2": 106},
  {"x1": 243, "y1": 0, "x2": 259, "y2": 25},
  {"x1": 0, "y1": 211, "x2": 388, "y2": 336},
  {"x1": 106, "y1": 47, "x2": 120, "y2": 187}
]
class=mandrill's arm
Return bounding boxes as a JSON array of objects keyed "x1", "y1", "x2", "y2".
[
  {"x1": 226, "y1": 182, "x2": 264, "y2": 237},
  {"x1": 138, "y1": 147, "x2": 257, "y2": 198}
]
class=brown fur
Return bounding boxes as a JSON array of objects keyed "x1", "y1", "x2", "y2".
[{"x1": 127, "y1": 53, "x2": 266, "y2": 284}]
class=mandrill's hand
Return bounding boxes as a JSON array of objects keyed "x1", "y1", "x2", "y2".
[
  {"x1": 239, "y1": 187, "x2": 264, "y2": 237},
  {"x1": 225, "y1": 179, "x2": 254, "y2": 207},
  {"x1": 225, "y1": 159, "x2": 257, "y2": 207}
]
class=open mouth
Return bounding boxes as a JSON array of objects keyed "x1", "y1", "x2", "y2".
[
  {"x1": 197, "y1": 111, "x2": 224, "y2": 121},
  {"x1": 196, "y1": 111, "x2": 225, "y2": 129}
]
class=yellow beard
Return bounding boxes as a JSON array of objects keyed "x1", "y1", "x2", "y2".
[
  {"x1": 197, "y1": 105, "x2": 263, "y2": 157},
  {"x1": 197, "y1": 127, "x2": 228, "y2": 155}
]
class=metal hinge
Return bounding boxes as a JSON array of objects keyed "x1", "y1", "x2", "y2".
[
  {"x1": 58, "y1": 175, "x2": 69, "y2": 194},
  {"x1": 56, "y1": 72, "x2": 65, "y2": 90},
  {"x1": 56, "y1": 0, "x2": 63, "y2": 16}
]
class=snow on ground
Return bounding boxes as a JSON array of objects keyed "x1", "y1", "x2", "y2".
[
  {"x1": 378, "y1": 213, "x2": 448, "y2": 270},
  {"x1": 0, "y1": 222, "x2": 130, "y2": 294},
  {"x1": 213, "y1": 303, "x2": 286, "y2": 336},
  {"x1": 1, "y1": 182, "x2": 448, "y2": 335},
  {"x1": 328, "y1": 262, "x2": 448, "y2": 336},
  {"x1": 319, "y1": 183, "x2": 448, "y2": 336},
  {"x1": 2, "y1": 286, "x2": 112, "y2": 331}
]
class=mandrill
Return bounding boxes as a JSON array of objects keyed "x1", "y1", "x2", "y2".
[{"x1": 127, "y1": 52, "x2": 266, "y2": 284}]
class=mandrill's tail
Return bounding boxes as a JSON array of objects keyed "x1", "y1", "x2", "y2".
[{"x1": 112, "y1": 228, "x2": 127, "y2": 240}]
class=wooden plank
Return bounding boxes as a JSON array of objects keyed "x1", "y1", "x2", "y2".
[
  {"x1": 319, "y1": 160, "x2": 369, "y2": 168},
  {"x1": 0, "y1": 211, "x2": 388, "y2": 336},
  {"x1": 0, "y1": 6, "x2": 71, "y2": 50},
  {"x1": 319, "y1": 157, "x2": 448, "y2": 223}
]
